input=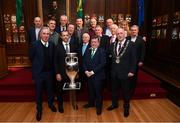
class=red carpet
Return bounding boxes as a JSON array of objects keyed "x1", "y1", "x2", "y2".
[{"x1": 0, "y1": 68, "x2": 166, "y2": 102}]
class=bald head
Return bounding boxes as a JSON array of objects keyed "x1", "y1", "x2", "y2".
[
  {"x1": 116, "y1": 28, "x2": 126, "y2": 42},
  {"x1": 34, "y1": 17, "x2": 42, "y2": 28}
]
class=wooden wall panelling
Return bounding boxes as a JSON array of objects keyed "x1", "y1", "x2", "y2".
[
  {"x1": 145, "y1": 0, "x2": 180, "y2": 87},
  {"x1": 69, "y1": 0, "x2": 133, "y2": 26},
  {"x1": 0, "y1": 44, "x2": 8, "y2": 78},
  {"x1": 1, "y1": 0, "x2": 34, "y2": 67},
  {"x1": 0, "y1": 0, "x2": 5, "y2": 44}
]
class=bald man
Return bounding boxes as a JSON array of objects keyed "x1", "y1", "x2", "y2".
[
  {"x1": 107, "y1": 28, "x2": 137, "y2": 117},
  {"x1": 28, "y1": 17, "x2": 42, "y2": 46}
]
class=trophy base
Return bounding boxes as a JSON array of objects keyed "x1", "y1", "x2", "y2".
[{"x1": 63, "y1": 82, "x2": 81, "y2": 90}]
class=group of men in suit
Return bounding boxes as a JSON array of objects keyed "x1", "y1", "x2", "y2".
[{"x1": 28, "y1": 15, "x2": 145, "y2": 121}]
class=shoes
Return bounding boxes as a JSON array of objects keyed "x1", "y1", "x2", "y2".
[
  {"x1": 83, "y1": 104, "x2": 95, "y2": 109},
  {"x1": 49, "y1": 105, "x2": 57, "y2": 112},
  {"x1": 124, "y1": 108, "x2": 129, "y2": 117},
  {"x1": 58, "y1": 105, "x2": 64, "y2": 113},
  {"x1": 107, "y1": 105, "x2": 118, "y2": 111},
  {"x1": 36, "y1": 111, "x2": 42, "y2": 121},
  {"x1": 96, "y1": 108, "x2": 102, "y2": 115}
]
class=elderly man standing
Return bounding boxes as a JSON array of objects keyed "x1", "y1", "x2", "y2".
[{"x1": 29, "y1": 27, "x2": 57, "y2": 121}]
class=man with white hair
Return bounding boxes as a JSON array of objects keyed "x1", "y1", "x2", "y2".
[
  {"x1": 55, "y1": 15, "x2": 68, "y2": 33},
  {"x1": 29, "y1": 27, "x2": 57, "y2": 121}
]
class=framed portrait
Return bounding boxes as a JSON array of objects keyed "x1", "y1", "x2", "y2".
[
  {"x1": 152, "y1": 18, "x2": 156, "y2": 27},
  {"x1": 161, "y1": 28, "x2": 167, "y2": 39},
  {"x1": 156, "y1": 29, "x2": 161, "y2": 39},
  {"x1": 42, "y1": 0, "x2": 66, "y2": 24},
  {"x1": 172, "y1": 27, "x2": 179, "y2": 39},
  {"x1": 162, "y1": 15, "x2": 168, "y2": 26},
  {"x1": 151, "y1": 30, "x2": 156, "y2": 39},
  {"x1": 111, "y1": 14, "x2": 117, "y2": 23},
  {"x1": 156, "y1": 16, "x2": 162, "y2": 26},
  {"x1": 118, "y1": 14, "x2": 124, "y2": 23},
  {"x1": 125, "y1": 14, "x2": 131, "y2": 23},
  {"x1": 173, "y1": 11, "x2": 180, "y2": 24}
]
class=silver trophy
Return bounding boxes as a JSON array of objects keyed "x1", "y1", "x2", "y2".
[{"x1": 63, "y1": 53, "x2": 81, "y2": 90}]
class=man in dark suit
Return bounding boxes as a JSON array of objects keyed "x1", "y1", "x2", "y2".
[
  {"x1": 127, "y1": 25, "x2": 146, "y2": 97},
  {"x1": 28, "y1": 17, "x2": 42, "y2": 46},
  {"x1": 107, "y1": 28, "x2": 137, "y2": 117},
  {"x1": 95, "y1": 25, "x2": 111, "y2": 89},
  {"x1": 54, "y1": 31, "x2": 77, "y2": 113},
  {"x1": 103, "y1": 18, "x2": 114, "y2": 37},
  {"x1": 75, "y1": 18, "x2": 89, "y2": 44},
  {"x1": 95, "y1": 25, "x2": 110, "y2": 51},
  {"x1": 55, "y1": 15, "x2": 68, "y2": 33},
  {"x1": 78, "y1": 33, "x2": 91, "y2": 89},
  {"x1": 29, "y1": 27, "x2": 57, "y2": 121},
  {"x1": 67, "y1": 23, "x2": 79, "y2": 49},
  {"x1": 83, "y1": 36, "x2": 106, "y2": 115}
]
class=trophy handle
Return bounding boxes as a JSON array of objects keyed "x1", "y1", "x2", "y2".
[
  {"x1": 65, "y1": 57, "x2": 70, "y2": 63},
  {"x1": 74, "y1": 57, "x2": 78, "y2": 63}
]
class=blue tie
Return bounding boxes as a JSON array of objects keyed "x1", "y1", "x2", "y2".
[{"x1": 82, "y1": 44, "x2": 87, "y2": 56}]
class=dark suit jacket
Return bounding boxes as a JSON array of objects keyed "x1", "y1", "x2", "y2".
[
  {"x1": 69, "y1": 33, "x2": 79, "y2": 49},
  {"x1": 83, "y1": 47, "x2": 106, "y2": 81},
  {"x1": 78, "y1": 43, "x2": 90, "y2": 70},
  {"x1": 99, "y1": 35, "x2": 110, "y2": 52},
  {"x1": 110, "y1": 39, "x2": 137, "y2": 79},
  {"x1": 55, "y1": 24, "x2": 68, "y2": 33},
  {"x1": 74, "y1": 27, "x2": 89, "y2": 44},
  {"x1": 127, "y1": 36, "x2": 145, "y2": 63},
  {"x1": 29, "y1": 40, "x2": 55, "y2": 79},
  {"x1": 54, "y1": 40, "x2": 77, "y2": 80},
  {"x1": 28, "y1": 26, "x2": 37, "y2": 45}
]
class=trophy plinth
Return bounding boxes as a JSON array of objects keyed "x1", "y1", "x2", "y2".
[{"x1": 63, "y1": 53, "x2": 81, "y2": 90}]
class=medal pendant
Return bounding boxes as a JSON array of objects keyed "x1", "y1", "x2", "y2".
[{"x1": 116, "y1": 57, "x2": 120, "y2": 63}]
